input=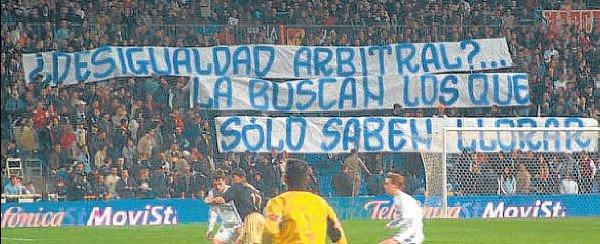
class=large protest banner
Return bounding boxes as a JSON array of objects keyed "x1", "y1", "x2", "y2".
[
  {"x1": 22, "y1": 38, "x2": 512, "y2": 85},
  {"x1": 190, "y1": 73, "x2": 529, "y2": 110},
  {"x1": 215, "y1": 117, "x2": 598, "y2": 153}
]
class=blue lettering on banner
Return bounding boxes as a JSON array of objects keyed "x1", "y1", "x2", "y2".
[
  {"x1": 395, "y1": 43, "x2": 418, "y2": 75},
  {"x1": 339, "y1": 78, "x2": 357, "y2": 108},
  {"x1": 440, "y1": 75, "x2": 459, "y2": 106},
  {"x1": 565, "y1": 117, "x2": 592, "y2": 149},
  {"x1": 314, "y1": 47, "x2": 334, "y2": 76},
  {"x1": 409, "y1": 119, "x2": 432, "y2": 150},
  {"x1": 492, "y1": 73, "x2": 512, "y2": 106},
  {"x1": 249, "y1": 78, "x2": 269, "y2": 110},
  {"x1": 517, "y1": 118, "x2": 541, "y2": 151},
  {"x1": 233, "y1": 46, "x2": 251, "y2": 76},
  {"x1": 321, "y1": 118, "x2": 342, "y2": 151},
  {"x1": 220, "y1": 117, "x2": 241, "y2": 151},
  {"x1": 468, "y1": 73, "x2": 490, "y2": 106},
  {"x1": 74, "y1": 51, "x2": 90, "y2": 82},
  {"x1": 173, "y1": 48, "x2": 192, "y2": 75},
  {"x1": 318, "y1": 78, "x2": 337, "y2": 109},
  {"x1": 440, "y1": 44, "x2": 462, "y2": 70},
  {"x1": 215, "y1": 117, "x2": 597, "y2": 153},
  {"x1": 513, "y1": 73, "x2": 530, "y2": 105},
  {"x1": 343, "y1": 118, "x2": 361, "y2": 151},
  {"x1": 193, "y1": 74, "x2": 535, "y2": 111},
  {"x1": 421, "y1": 43, "x2": 441, "y2": 73},
  {"x1": 148, "y1": 47, "x2": 172, "y2": 76},
  {"x1": 336, "y1": 47, "x2": 356, "y2": 77},
  {"x1": 296, "y1": 80, "x2": 317, "y2": 111},
  {"x1": 23, "y1": 39, "x2": 518, "y2": 85},
  {"x1": 266, "y1": 118, "x2": 283, "y2": 151},
  {"x1": 214, "y1": 77, "x2": 232, "y2": 108},
  {"x1": 420, "y1": 75, "x2": 438, "y2": 106},
  {"x1": 91, "y1": 46, "x2": 116, "y2": 80},
  {"x1": 273, "y1": 82, "x2": 294, "y2": 111},
  {"x1": 477, "y1": 118, "x2": 496, "y2": 151},
  {"x1": 253, "y1": 46, "x2": 275, "y2": 77},
  {"x1": 126, "y1": 47, "x2": 149, "y2": 75},
  {"x1": 388, "y1": 118, "x2": 408, "y2": 151},
  {"x1": 362, "y1": 76, "x2": 384, "y2": 107},
  {"x1": 192, "y1": 48, "x2": 212, "y2": 75},
  {"x1": 242, "y1": 118, "x2": 264, "y2": 151},
  {"x1": 494, "y1": 118, "x2": 516, "y2": 152},
  {"x1": 286, "y1": 117, "x2": 307, "y2": 151},
  {"x1": 460, "y1": 39, "x2": 481, "y2": 70},
  {"x1": 52, "y1": 51, "x2": 71, "y2": 85},
  {"x1": 115, "y1": 47, "x2": 128, "y2": 75},
  {"x1": 403, "y1": 75, "x2": 418, "y2": 107},
  {"x1": 213, "y1": 46, "x2": 231, "y2": 76},
  {"x1": 293, "y1": 47, "x2": 311, "y2": 77},
  {"x1": 543, "y1": 118, "x2": 561, "y2": 151},
  {"x1": 368, "y1": 45, "x2": 392, "y2": 75},
  {"x1": 364, "y1": 117, "x2": 384, "y2": 151}
]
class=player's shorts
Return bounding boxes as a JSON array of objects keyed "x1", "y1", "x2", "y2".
[
  {"x1": 214, "y1": 226, "x2": 238, "y2": 243},
  {"x1": 392, "y1": 230, "x2": 424, "y2": 244},
  {"x1": 242, "y1": 212, "x2": 265, "y2": 244}
]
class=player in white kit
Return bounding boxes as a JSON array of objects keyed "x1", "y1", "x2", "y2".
[
  {"x1": 204, "y1": 171, "x2": 243, "y2": 244},
  {"x1": 379, "y1": 173, "x2": 424, "y2": 244}
]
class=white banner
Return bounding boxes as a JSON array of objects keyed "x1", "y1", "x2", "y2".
[
  {"x1": 190, "y1": 73, "x2": 529, "y2": 110},
  {"x1": 22, "y1": 38, "x2": 513, "y2": 85},
  {"x1": 215, "y1": 117, "x2": 598, "y2": 153}
]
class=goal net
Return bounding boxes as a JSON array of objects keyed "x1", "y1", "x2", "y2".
[{"x1": 422, "y1": 127, "x2": 600, "y2": 218}]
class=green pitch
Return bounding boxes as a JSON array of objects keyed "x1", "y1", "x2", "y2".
[{"x1": 2, "y1": 218, "x2": 599, "y2": 243}]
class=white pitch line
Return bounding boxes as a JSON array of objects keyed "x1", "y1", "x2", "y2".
[{"x1": 1, "y1": 237, "x2": 36, "y2": 242}]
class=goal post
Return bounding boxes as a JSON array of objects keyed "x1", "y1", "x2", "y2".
[{"x1": 424, "y1": 126, "x2": 600, "y2": 218}]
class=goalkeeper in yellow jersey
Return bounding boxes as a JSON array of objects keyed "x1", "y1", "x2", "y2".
[{"x1": 263, "y1": 159, "x2": 348, "y2": 244}]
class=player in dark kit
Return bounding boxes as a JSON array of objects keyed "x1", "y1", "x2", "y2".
[{"x1": 209, "y1": 169, "x2": 265, "y2": 244}]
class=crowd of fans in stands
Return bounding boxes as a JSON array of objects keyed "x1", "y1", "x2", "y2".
[{"x1": 1, "y1": 0, "x2": 599, "y2": 200}]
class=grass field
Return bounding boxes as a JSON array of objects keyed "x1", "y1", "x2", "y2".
[{"x1": 2, "y1": 218, "x2": 599, "y2": 243}]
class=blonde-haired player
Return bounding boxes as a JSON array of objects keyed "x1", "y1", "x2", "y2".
[{"x1": 379, "y1": 173, "x2": 424, "y2": 244}]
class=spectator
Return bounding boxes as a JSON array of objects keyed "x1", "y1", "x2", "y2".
[
  {"x1": 332, "y1": 166, "x2": 353, "y2": 196},
  {"x1": 343, "y1": 149, "x2": 371, "y2": 196},
  {"x1": 166, "y1": 172, "x2": 177, "y2": 198},
  {"x1": 137, "y1": 169, "x2": 154, "y2": 199},
  {"x1": 3, "y1": 176, "x2": 27, "y2": 195},
  {"x1": 533, "y1": 155, "x2": 550, "y2": 194},
  {"x1": 94, "y1": 175, "x2": 108, "y2": 200},
  {"x1": 69, "y1": 162, "x2": 87, "y2": 200},
  {"x1": 94, "y1": 145, "x2": 108, "y2": 169},
  {"x1": 256, "y1": 155, "x2": 278, "y2": 198},
  {"x1": 24, "y1": 181, "x2": 36, "y2": 195},
  {"x1": 137, "y1": 129, "x2": 156, "y2": 157},
  {"x1": 579, "y1": 153, "x2": 596, "y2": 194},
  {"x1": 498, "y1": 166, "x2": 516, "y2": 195},
  {"x1": 16, "y1": 118, "x2": 37, "y2": 153},
  {"x1": 252, "y1": 172, "x2": 266, "y2": 193},
  {"x1": 122, "y1": 138, "x2": 137, "y2": 167},
  {"x1": 118, "y1": 169, "x2": 137, "y2": 199},
  {"x1": 516, "y1": 163, "x2": 531, "y2": 194},
  {"x1": 306, "y1": 166, "x2": 320, "y2": 195},
  {"x1": 367, "y1": 167, "x2": 385, "y2": 196},
  {"x1": 55, "y1": 178, "x2": 68, "y2": 200},
  {"x1": 559, "y1": 174, "x2": 579, "y2": 194},
  {"x1": 105, "y1": 167, "x2": 121, "y2": 199}
]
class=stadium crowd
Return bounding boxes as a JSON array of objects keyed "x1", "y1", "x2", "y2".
[{"x1": 1, "y1": 0, "x2": 599, "y2": 200}]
